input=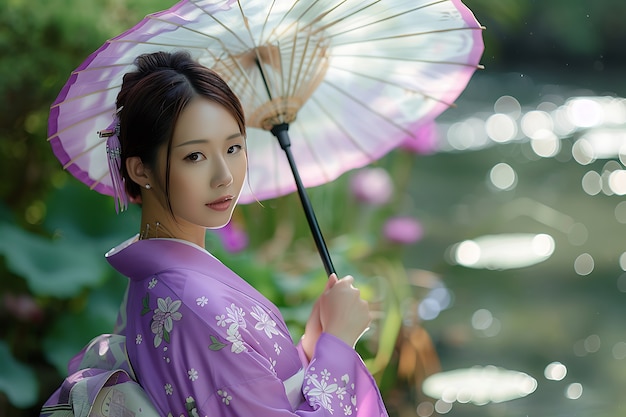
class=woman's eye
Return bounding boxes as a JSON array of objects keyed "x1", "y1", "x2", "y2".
[
  {"x1": 185, "y1": 152, "x2": 206, "y2": 162},
  {"x1": 228, "y1": 144, "x2": 243, "y2": 154}
]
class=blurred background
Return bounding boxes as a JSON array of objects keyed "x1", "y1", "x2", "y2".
[{"x1": 2, "y1": 0, "x2": 626, "y2": 416}]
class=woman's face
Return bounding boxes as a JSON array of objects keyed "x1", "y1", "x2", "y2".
[{"x1": 161, "y1": 97, "x2": 247, "y2": 230}]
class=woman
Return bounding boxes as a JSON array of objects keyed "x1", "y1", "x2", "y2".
[{"x1": 41, "y1": 51, "x2": 387, "y2": 417}]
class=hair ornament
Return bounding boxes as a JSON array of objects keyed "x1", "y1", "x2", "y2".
[{"x1": 99, "y1": 107, "x2": 128, "y2": 213}]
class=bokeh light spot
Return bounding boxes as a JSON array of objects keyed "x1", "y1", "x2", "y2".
[
  {"x1": 486, "y1": 113, "x2": 517, "y2": 143},
  {"x1": 615, "y1": 201, "x2": 626, "y2": 223},
  {"x1": 434, "y1": 400, "x2": 452, "y2": 414},
  {"x1": 612, "y1": 342, "x2": 626, "y2": 360},
  {"x1": 530, "y1": 129, "x2": 560, "y2": 157},
  {"x1": 489, "y1": 163, "x2": 517, "y2": 190},
  {"x1": 494, "y1": 95, "x2": 522, "y2": 118},
  {"x1": 608, "y1": 170, "x2": 626, "y2": 195},
  {"x1": 581, "y1": 171, "x2": 601, "y2": 195},
  {"x1": 567, "y1": 97, "x2": 604, "y2": 128},
  {"x1": 572, "y1": 139, "x2": 596, "y2": 165},
  {"x1": 471, "y1": 309, "x2": 493, "y2": 330},
  {"x1": 423, "y1": 366, "x2": 537, "y2": 405},
  {"x1": 619, "y1": 253, "x2": 626, "y2": 271},
  {"x1": 455, "y1": 240, "x2": 481, "y2": 266},
  {"x1": 584, "y1": 334, "x2": 601, "y2": 353},
  {"x1": 452, "y1": 234, "x2": 555, "y2": 270},
  {"x1": 574, "y1": 253, "x2": 594, "y2": 276},
  {"x1": 553, "y1": 106, "x2": 576, "y2": 136},
  {"x1": 544, "y1": 362, "x2": 567, "y2": 381},
  {"x1": 565, "y1": 383, "x2": 583, "y2": 400},
  {"x1": 416, "y1": 402, "x2": 434, "y2": 417},
  {"x1": 418, "y1": 298, "x2": 441, "y2": 321},
  {"x1": 521, "y1": 110, "x2": 554, "y2": 139},
  {"x1": 24, "y1": 201, "x2": 46, "y2": 225},
  {"x1": 446, "y1": 118, "x2": 488, "y2": 150}
]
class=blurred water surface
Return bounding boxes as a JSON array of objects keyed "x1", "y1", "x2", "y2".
[{"x1": 405, "y1": 67, "x2": 626, "y2": 417}]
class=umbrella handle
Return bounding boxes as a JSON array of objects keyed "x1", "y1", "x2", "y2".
[{"x1": 271, "y1": 123, "x2": 336, "y2": 277}]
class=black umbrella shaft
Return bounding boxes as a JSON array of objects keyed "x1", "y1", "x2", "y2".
[{"x1": 271, "y1": 123, "x2": 336, "y2": 276}]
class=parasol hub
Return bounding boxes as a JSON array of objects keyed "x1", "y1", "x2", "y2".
[
  {"x1": 248, "y1": 97, "x2": 303, "y2": 131},
  {"x1": 214, "y1": 31, "x2": 330, "y2": 131}
]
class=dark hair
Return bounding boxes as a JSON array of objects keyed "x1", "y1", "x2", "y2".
[{"x1": 116, "y1": 50, "x2": 246, "y2": 203}]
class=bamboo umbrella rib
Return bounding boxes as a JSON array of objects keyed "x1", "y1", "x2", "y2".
[
  {"x1": 317, "y1": 0, "x2": 447, "y2": 38},
  {"x1": 267, "y1": 0, "x2": 342, "y2": 43},
  {"x1": 285, "y1": 25, "x2": 300, "y2": 100},
  {"x1": 323, "y1": 119, "x2": 373, "y2": 180},
  {"x1": 111, "y1": 11, "x2": 256, "y2": 56},
  {"x1": 50, "y1": 84, "x2": 120, "y2": 109},
  {"x1": 136, "y1": 15, "x2": 233, "y2": 46},
  {"x1": 258, "y1": 0, "x2": 278, "y2": 44},
  {"x1": 70, "y1": 61, "x2": 132, "y2": 74},
  {"x1": 292, "y1": 33, "x2": 317, "y2": 98},
  {"x1": 328, "y1": 66, "x2": 459, "y2": 107},
  {"x1": 206, "y1": 47, "x2": 274, "y2": 110},
  {"x1": 188, "y1": 1, "x2": 250, "y2": 48},
  {"x1": 294, "y1": 110, "x2": 333, "y2": 185},
  {"x1": 236, "y1": 1, "x2": 281, "y2": 107},
  {"x1": 331, "y1": 54, "x2": 485, "y2": 69},
  {"x1": 307, "y1": 93, "x2": 381, "y2": 162},
  {"x1": 276, "y1": 41, "x2": 288, "y2": 99},
  {"x1": 331, "y1": 26, "x2": 485, "y2": 47},
  {"x1": 61, "y1": 138, "x2": 106, "y2": 170},
  {"x1": 294, "y1": 42, "x2": 326, "y2": 99},
  {"x1": 47, "y1": 107, "x2": 116, "y2": 142},
  {"x1": 89, "y1": 170, "x2": 111, "y2": 191},
  {"x1": 265, "y1": 40, "x2": 283, "y2": 100},
  {"x1": 110, "y1": 38, "x2": 214, "y2": 51},
  {"x1": 321, "y1": 78, "x2": 417, "y2": 138},
  {"x1": 311, "y1": 94, "x2": 375, "y2": 167},
  {"x1": 259, "y1": 0, "x2": 303, "y2": 43},
  {"x1": 297, "y1": 0, "x2": 383, "y2": 39}
]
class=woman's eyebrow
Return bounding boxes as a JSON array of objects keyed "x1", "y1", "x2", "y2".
[{"x1": 175, "y1": 133, "x2": 243, "y2": 147}]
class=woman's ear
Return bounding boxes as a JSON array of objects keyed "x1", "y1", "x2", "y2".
[{"x1": 126, "y1": 156, "x2": 150, "y2": 188}]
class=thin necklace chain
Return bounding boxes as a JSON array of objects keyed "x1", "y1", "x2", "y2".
[{"x1": 139, "y1": 222, "x2": 175, "y2": 240}]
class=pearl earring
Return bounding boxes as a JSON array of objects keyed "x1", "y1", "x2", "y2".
[{"x1": 145, "y1": 184, "x2": 151, "y2": 190}]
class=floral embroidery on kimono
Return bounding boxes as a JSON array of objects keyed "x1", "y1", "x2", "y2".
[
  {"x1": 150, "y1": 296, "x2": 182, "y2": 347},
  {"x1": 251, "y1": 305, "x2": 281, "y2": 338}
]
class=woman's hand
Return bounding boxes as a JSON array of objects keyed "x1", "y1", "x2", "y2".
[
  {"x1": 319, "y1": 275, "x2": 371, "y2": 348},
  {"x1": 302, "y1": 274, "x2": 338, "y2": 360}
]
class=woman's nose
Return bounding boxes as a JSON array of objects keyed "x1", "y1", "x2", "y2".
[{"x1": 211, "y1": 157, "x2": 233, "y2": 188}]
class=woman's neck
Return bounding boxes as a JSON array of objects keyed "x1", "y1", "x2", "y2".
[{"x1": 138, "y1": 217, "x2": 206, "y2": 249}]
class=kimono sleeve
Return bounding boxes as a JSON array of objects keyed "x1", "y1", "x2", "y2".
[
  {"x1": 304, "y1": 333, "x2": 388, "y2": 417},
  {"x1": 150, "y1": 306, "x2": 387, "y2": 417}
]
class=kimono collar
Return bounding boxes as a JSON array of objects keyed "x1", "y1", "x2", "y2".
[
  {"x1": 105, "y1": 236, "x2": 225, "y2": 281},
  {"x1": 105, "y1": 236, "x2": 289, "y2": 349}
]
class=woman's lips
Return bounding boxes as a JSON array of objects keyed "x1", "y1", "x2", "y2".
[{"x1": 206, "y1": 196, "x2": 233, "y2": 211}]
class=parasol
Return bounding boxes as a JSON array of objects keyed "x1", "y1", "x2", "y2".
[{"x1": 48, "y1": 0, "x2": 484, "y2": 275}]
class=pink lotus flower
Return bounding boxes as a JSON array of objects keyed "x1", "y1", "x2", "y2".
[
  {"x1": 215, "y1": 220, "x2": 249, "y2": 253},
  {"x1": 383, "y1": 216, "x2": 424, "y2": 245},
  {"x1": 2, "y1": 293, "x2": 44, "y2": 323},
  {"x1": 349, "y1": 168, "x2": 394, "y2": 206}
]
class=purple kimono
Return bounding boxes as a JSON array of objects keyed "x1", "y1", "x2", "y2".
[{"x1": 41, "y1": 237, "x2": 388, "y2": 417}]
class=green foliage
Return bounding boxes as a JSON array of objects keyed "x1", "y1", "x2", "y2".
[
  {"x1": 0, "y1": 221, "x2": 105, "y2": 297},
  {"x1": 0, "y1": 341, "x2": 38, "y2": 408}
]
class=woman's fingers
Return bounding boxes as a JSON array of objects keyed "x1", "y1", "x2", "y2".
[{"x1": 318, "y1": 275, "x2": 371, "y2": 347}]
